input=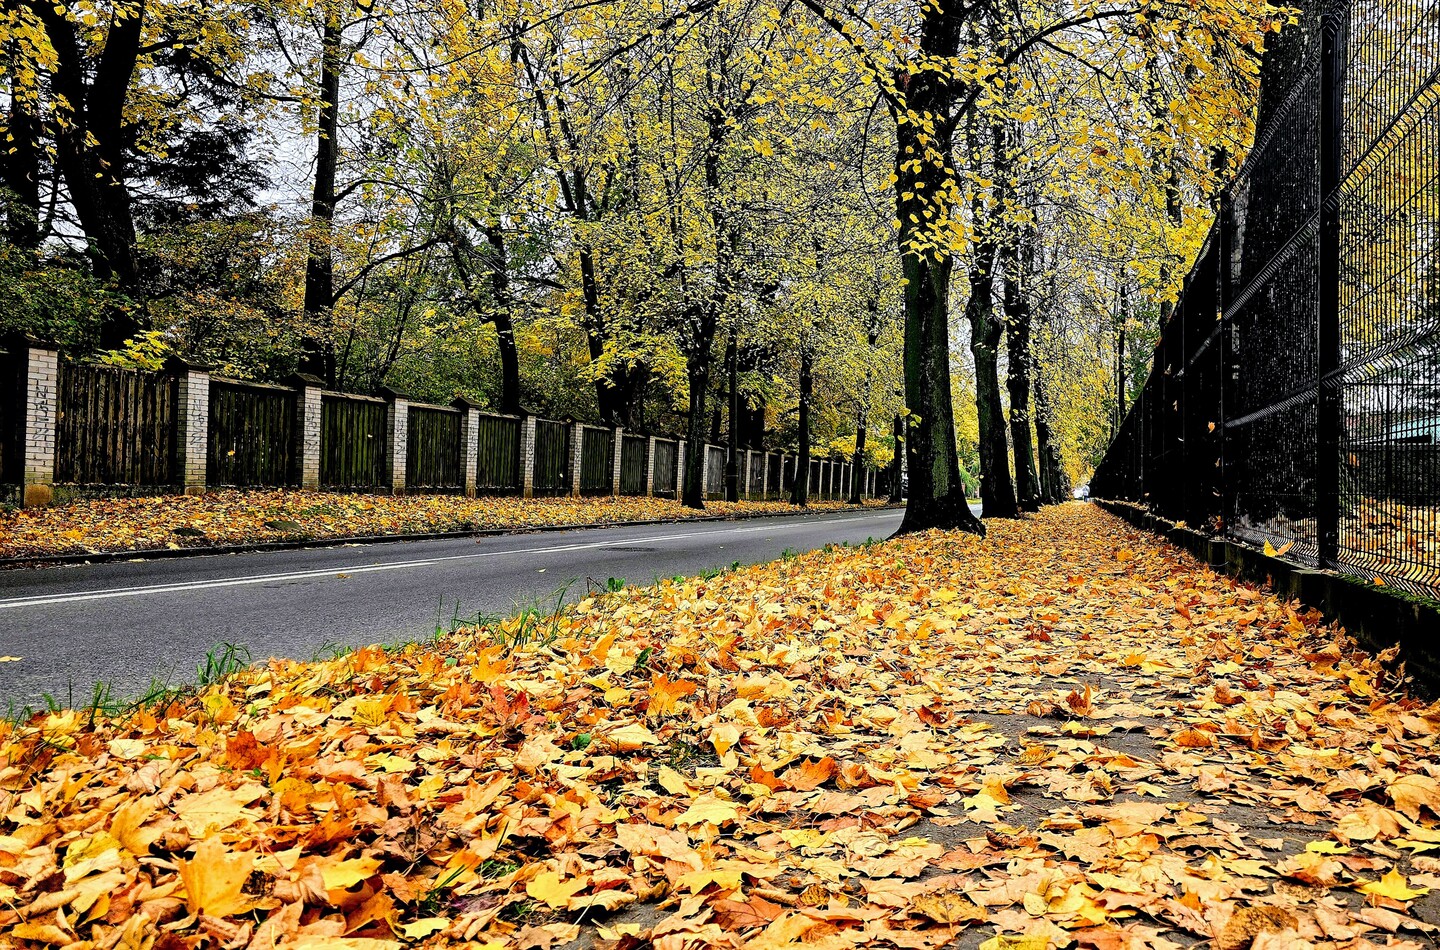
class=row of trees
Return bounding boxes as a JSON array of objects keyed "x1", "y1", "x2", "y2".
[{"x1": 1, "y1": 0, "x2": 1282, "y2": 521}]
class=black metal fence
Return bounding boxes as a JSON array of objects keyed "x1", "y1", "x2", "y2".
[{"x1": 1093, "y1": 0, "x2": 1440, "y2": 598}]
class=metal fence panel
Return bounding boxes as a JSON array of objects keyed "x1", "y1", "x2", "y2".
[
  {"x1": 208, "y1": 379, "x2": 296, "y2": 487},
  {"x1": 1094, "y1": 0, "x2": 1440, "y2": 599},
  {"x1": 0, "y1": 348, "x2": 22, "y2": 486}
]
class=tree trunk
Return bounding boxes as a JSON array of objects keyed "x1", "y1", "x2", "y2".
[
  {"x1": 682, "y1": 344, "x2": 712, "y2": 509},
  {"x1": 725, "y1": 330, "x2": 740, "y2": 501},
  {"x1": 28, "y1": 0, "x2": 142, "y2": 348},
  {"x1": 893, "y1": 145, "x2": 984, "y2": 529},
  {"x1": 1033, "y1": 365, "x2": 1070, "y2": 504},
  {"x1": 790, "y1": 347, "x2": 812, "y2": 507},
  {"x1": 483, "y1": 222, "x2": 523, "y2": 414},
  {"x1": 889, "y1": 414, "x2": 905, "y2": 503},
  {"x1": 299, "y1": 10, "x2": 343, "y2": 386},
  {"x1": 1001, "y1": 239, "x2": 1041, "y2": 511},
  {"x1": 849, "y1": 416, "x2": 868, "y2": 504}
]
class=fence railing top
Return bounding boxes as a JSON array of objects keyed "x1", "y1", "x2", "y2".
[
  {"x1": 407, "y1": 401, "x2": 463, "y2": 415},
  {"x1": 211, "y1": 375, "x2": 299, "y2": 394},
  {"x1": 321, "y1": 390, "x2": 387, "y2": 405}
]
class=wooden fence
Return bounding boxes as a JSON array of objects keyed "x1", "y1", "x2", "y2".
[
  {"x1": 476, "y1": 414, "x2": 521, "y2": 493},
  {"x1": 321, "y1": 394, "x2": 388, "y2": 489},
  {"x1": 532, "y1": 419, "x2": 570, "y2": 496},
  {"x1": 653, "y1": 439, "x2": 679, "y2": 496},
  {"x1": 0, "y1": 347, "x2": 22, "y2": 488},
  {"x1": 620, "y1": 434, "x2": 649, "y2": 495},
  {"x1": 208, "y1": 379, "x2": 295, "y2": 487},
  {"x1": 579, "y1": 425, "x2": 614, "y2": 495},
  {"x1": 5, "y1": 344, "x2": 884, "y2": 507},
  {"x1": 55, "y1": 362, "x2": 175, "y2": 486},
  {"x1": 407, "y1": 404, "x2": 462, "y2": 490}
]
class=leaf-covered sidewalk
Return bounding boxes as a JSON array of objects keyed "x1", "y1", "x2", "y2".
[
  {"x1": 3, "y1": 504, "x2": 1437, "y2": 950},
  {"x1": 0, "y1": 491, "x2": 879, "y2": 560}
]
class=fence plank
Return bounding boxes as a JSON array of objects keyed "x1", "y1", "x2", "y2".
[{"x1": 406, "y1": 405, "x2": 462, "y2": 490}]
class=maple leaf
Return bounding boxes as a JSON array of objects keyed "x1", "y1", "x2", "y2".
[
  {"x1": 1388, "y1": 773, "x2": 1440, "y2": 821},
  {"x1": 648, "y1": 674, "x2": 699, "y2": 718},
  {"x1": 177, "y1": 836, "x2": 259, "y2": 918},
  {"x1": 1359, "y1": 868, "x2": 1429, "y2": 902},
  {"x1": 526, "y1": 870, "x2": 588, "y2": 908}
]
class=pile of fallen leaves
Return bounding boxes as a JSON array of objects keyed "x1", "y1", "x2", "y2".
[
  {"x1": 3, "y1": 504, "x2": 1438, "y2": 950},
  {"x1": 0, "y1": 492, "x2": 880, "y2": 559}
]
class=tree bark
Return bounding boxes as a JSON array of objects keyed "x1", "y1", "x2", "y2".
[
  {"x1": 1033, "y1": 364, "x2": 1070, "y2": 504},
  {"x1": 682, "y1": 340, "x2": 713, "y2": 509},
  {"x1": 1001, "y1": 234, "x2": 1041, "y2": 511},
  {"x1": 789, "y1": 347, "x2": 812, "y2": 506},
  {"x1": 889, "y1": 413, "x2": 905, "y2": 503},
  {"x1": 27, "y1": 0, "x2": 143, "y2": 347},
  {"x1": 483, "y1": 222, "x2": 523, "y2": 414},
  {"x1": 849, "y1": 415, "x2": 868, "y2": 504},
  {"x1": 892, "y1": 57, "x2": 984, "y2": 534},
  {"x1": 299, "y1": 9, "x2": 343, "y2": 386},
  {"x1": 725, "y1": 329, "x2": 740, "y2": 501}
]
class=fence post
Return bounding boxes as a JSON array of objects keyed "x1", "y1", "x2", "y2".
[
  {"x1": 288, "y1": 373, "x2": 324, "y2": 490},
  {"x1": 167, "y1": 357, "x2": 211, "y2": 495},
  {"x1": 761, "y1": 452, "x2": 770, "y2": 498},
  {"x1": 381, "y1": 387, "x2": 408, "y2": 496},
  {"x1": 1218, "y1": 186, "x2": 1236, "y2": 539},
  {"x1": 570, "y1": 421, "x2": 584, "y2": 498},
  {"x1": 611, "y1": 427, "x2": 624, "y2": 496},
  {"x1": 674, "y1": 440, "x2": 686, "y2": 500},
  {"x1": 645, "y1": 436, "x2": 657, "y2": 496},
  {"x1": 18, "y1": 339, "x2": 58, "y2": 507},
  {"x1": 1316, "y1": 10, "x2": 1344, "y2": 569},
  {"x1": 520, "y1": 414, "x2": 537, "y2": 498},
  {"x1": 453, "y1": 397, "x2": 481, "y2": 498}
]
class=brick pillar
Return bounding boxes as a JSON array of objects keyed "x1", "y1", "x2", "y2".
[
  {"x1": 611, "y1": 427, "x2": 624, "y2": 495},
  {"x1": 381, "y1": 387, "x2": 408, "y2": 495},
  {"x1": 570, "y1": 421, "x2": 584, "y2": 497},
  {"x1": 645, "y1": 436, "x2": 657, "y2": 496},
  {"x1": 520, "y1": 415, "x2": 537, "y2": 498},
  {"x1": 167, "y1": 357, "x2": 211, "y2": 495},
  {"x1": 18, "y1": 341, "x2": 58, "y2": 507},
  {"x1": 453, "y1": 397, "x2": 481, "y2": 498},
  {"x1": 761, "y1": 452, "x2": 770, "y2": 498},
  {"x1": 288, "y1": 374, "x2": 324, "y2": 490},
  {"x1": 674, "y1": 440, "x2": 686, "y2": 500}
]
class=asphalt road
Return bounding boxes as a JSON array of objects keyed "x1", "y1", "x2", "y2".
[{"x1": 0, "y1": 507, "x2": 905, "y2": 707}]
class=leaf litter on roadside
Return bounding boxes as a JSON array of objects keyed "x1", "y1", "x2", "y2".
[
  {"x1": 1, "y1": 504, "x2": 1437, "y2": 949},
  {"x1": 0, "y1": 491, "x2": 882, "y2": 559}
]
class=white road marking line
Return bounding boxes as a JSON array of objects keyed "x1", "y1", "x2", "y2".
[{"x1": 0, "y1": 511, "x2": 896, "y2": 610}]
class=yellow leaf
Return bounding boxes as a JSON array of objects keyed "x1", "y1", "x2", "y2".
[
  {"x1": 1359, "y1": 868, "x2": 1428, "y2": 902},
  {"x1": 604, "y1": 722, "x2": 659, "y2": 751},
  {"x1": 178, "y1": 836, "x2": 259, "y2": 918},
  {"x1": 526, "y1": 870, "x2": 587, "y2": 908},
  {"x1": 173, "y1": 784, "x2": 265, "y2": 836},
  {"x1": 676, "y1": 794, "x2": 743, "y2": 826},
  {"x1": 400, "y1": 918, "x2": 449, "y2": 939},
  {"x1": 321, "y1": 854, "x2": 384, "y2": 890}
]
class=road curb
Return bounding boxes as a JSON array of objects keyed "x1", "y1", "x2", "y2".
[{"x1": 0, "y1": 503, "x2": 907, "y2": 570}]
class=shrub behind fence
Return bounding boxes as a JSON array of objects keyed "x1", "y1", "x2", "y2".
[
  {"x1": 55, "y1": 362, "x2": 175, "y2": 486},
  {"x1": 208, "y1": 379, "x2": 296, "y2": 487}
]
